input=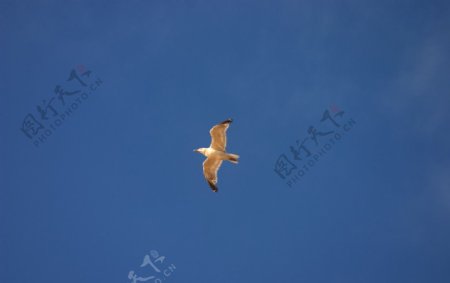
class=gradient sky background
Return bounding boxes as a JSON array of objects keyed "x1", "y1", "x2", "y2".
[{"x1": 1, "y1": 0, "x2": 450, "y2": 282}]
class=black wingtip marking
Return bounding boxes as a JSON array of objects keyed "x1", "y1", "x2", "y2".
[
  {"x1": 207, "y1": 180, "x2": 218, "y2": 192},
  {"x1": 220, "y1": 118, "x2": 233, "y2": 125}
]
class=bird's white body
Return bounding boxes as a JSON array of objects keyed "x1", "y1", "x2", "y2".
[
  {"x1": 197, "y1": 147, "x2": 239, "y2": 164},
  {"x1": 198, "y1": 147, "x2": 226, "y2": 158}
]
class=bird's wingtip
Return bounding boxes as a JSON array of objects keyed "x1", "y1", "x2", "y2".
[
  {"x1": 207, "y1": 180, "x2": 219, "y2": 192},
  {"x1": 220, "y1": 118, "x2": 233, "y2": 124}
]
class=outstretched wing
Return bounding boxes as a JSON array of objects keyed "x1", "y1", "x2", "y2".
[
  {"x1": 209, "y1": 119, "x2": 232, "y2": 151},
  {"x1": 203, "y1": 157, "x2": 223, "y2": 192}
]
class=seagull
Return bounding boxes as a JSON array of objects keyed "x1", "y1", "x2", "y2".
[{"x1": 194, "y1": 119, "x2": 239, "y2": 192}]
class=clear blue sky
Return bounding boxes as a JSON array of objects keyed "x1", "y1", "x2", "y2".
[{"x1": 1, "y1": 1, "x2": 450, "y2": 282}]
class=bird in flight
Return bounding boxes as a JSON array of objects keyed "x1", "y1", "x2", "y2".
[{"x1": 194, "y1": 119, "x2": 240, "y2": 192}]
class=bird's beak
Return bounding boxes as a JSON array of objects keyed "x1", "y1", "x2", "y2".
[{"x1": 193, "y1": 149, "x2": 198, "y2": 152}]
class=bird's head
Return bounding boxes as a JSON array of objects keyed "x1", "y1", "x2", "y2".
[{"x1": 193, "y1": 148, "x2": 207, "y2": 155}]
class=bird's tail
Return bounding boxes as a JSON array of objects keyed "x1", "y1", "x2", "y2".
[{"x1": 226, "y1": 153, "x2": 240, "y2": 164}]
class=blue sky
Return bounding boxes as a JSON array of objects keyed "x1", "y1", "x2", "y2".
[{"x1": 1, "y1": 0, "x2": 450, "y2": 282}]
